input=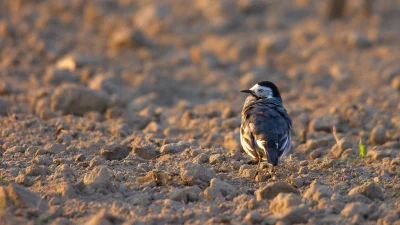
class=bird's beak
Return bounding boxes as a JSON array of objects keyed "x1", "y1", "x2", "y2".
[{"x1": 241, "y1": 90, "x2": 253, "y2": 94}]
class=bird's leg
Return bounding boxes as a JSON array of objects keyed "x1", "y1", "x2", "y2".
[{"x1": 253, "y1": 151, "x2": 262, "y2": 180}]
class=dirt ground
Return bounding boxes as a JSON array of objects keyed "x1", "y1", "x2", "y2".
[{"x1": 0, "y1": 0, "x2": 399, "y2": 224}]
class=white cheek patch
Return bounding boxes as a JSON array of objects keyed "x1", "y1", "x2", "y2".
[{"x1": 250, "y1": 84, "x2": 273, "y2": 98}]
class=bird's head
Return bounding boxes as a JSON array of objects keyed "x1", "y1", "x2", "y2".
[{"x1": 241, "y1": 81, "x2": 282, "y2": 101}]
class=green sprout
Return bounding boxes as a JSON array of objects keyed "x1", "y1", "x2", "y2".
[{"x1": 359, "y1": 138, "x2": 365, "y2": 157}]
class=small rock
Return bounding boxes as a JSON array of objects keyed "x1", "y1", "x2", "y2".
[
  {"x1": 347, "y1": 33, "x2": 372, "y2": 48},
  {"x1": 109, "y1": 28, "x2": 150, "y2": 50},
  {"x1": 306, "y1": 138, "x2": 329, "y2": 150},
  {"x1": 309, "y1": 115, "x2": 337, "y2": 132},
  {"x1": 367, "y1": 146, "x2": 392, "y2": 160},
  {"x1": 127, "y1": 192, "x2": 152, "y2": 206},
  {"x1": 245, "y1": 211, "x2": 263, "y2": 224},
  {"x1": 89, "y1": 156, "x2": 106, "y2": 167},
  {"x1": 84, "y1": 209, "x2": 122, "y2": 225},
  {"x1": 209, "y1": 154, "x2": 225, "y2": 164},
  {"x1": 4, "y1": 146, "x2": 25, "y2": 155},
  {"x1": 88, "y1": 74, "x2": 121, "y2": 95},
  {"x1": 193, "y1": 153, "x2": 209, "y2": 164},
  {"x1": 83, "y1": 166, "x2": 113, "y2": 190},
  {"x1": 348, "y1": 182, "x2": 384, "y2": 200},
  {"x1": 43, "y1": 68, "x2": 79, "y2": 85},
  {"x1": 25, "y1": 146, "x2": 39, "y2": 156},
  {"x1": 1, "y1": 183, "x2": 49, "y2": 211},
  {"x1": 369, "y1": 127, "x2": 387, "y2": 145},
  {"x1": 276, "y1": 205, "x2": 310, "y2": 224},
  {"x1": 255, "y1": 181, "x2": 299, "y2": 200},
  {"x1": 258, "y1": 35, "x2": 289, "y2": 54},
  {"x1": 0, "y1": 80, "x2": 12, "y2": 95},
  {"x1": 132, "y1": 146, "x2": 158, "y2": 160},
  {"x1": 57, "y1": 182, "x2": 77, "y2": 198},
  {"x1": 330, "y1": 138, "x2": 353, "y2": 158},
  {"x1": 0, "y1": 98, "x2": 11, "y2": 116},
  {"x1": 15, "y1": 174, "x2": 34, "y2": 186},
  {"x1": 341, "y1": 202, "x2": 369, "y2": 217},
  {"x1": 25, "y1": 165, "x2": 48, "y2": 176},
  {"x1": 100, "y1": 144, "x2": 132, "y2": 160},
  {"x1": 343, "y1": 194, "x2": 372, "y2": 204},
  {"x1": 110, "y1": 123, "x2": 131, "y2": 138},
  {"x1": 160, "y1": 141, "x2": 190, "y2": 154},
  {"x1": 391, "y1": 76, "x2": 400, "y2": 90},
  {"x1": 169, "y1": 188, "x2": 188, "y2": 203},
  {"x1": 39, "y1": 108, "x2": 59, "y2": 120},
  {"x1": 51, "y1": 84, "x2": 110, "y2": 115},
  {"x1": 204, "y1": 187, "x2": 223, "y2": 200},
  {"x1": 210, "y1": 178, "x2": 237, "y2": 199},
  {"x1": 180, "y1": 162, "x2": 216, "y2": 184},
  {"x1": 270, "y1": 193, "x2": 302, "y2": 213},
  {"x1": 303, "y1": 180, "x2": 333, "y2": 202},
  {"x1": 224, "y1": 131, "x2": 241, "y2": 151},
  {"x1": 48, "y1": 143, "x2": 66, "y2": 154}
]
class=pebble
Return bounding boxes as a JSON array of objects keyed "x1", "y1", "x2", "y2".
[
  {"x1": 193, "y1": 153, "x2": 209, "y2": 164},
  {"x1": 204, "y1": 187, "x2": 223, "y2": 200},
  {"x1": 244, "y1": 211, "x2": 263, "y2": 224},
  {"x1": 348, "y1": 182, "x2": 384, "y2": 200},
  {"x1": 0, "y1": 98, "x2": 11, "y2": 116},
  {"x1": 303, "y1": 180, "x2": 332, "y2": 202},
  {"x1": 25, "y1": 165, "x2": 49, "y2": 176},
  {"x1": 43, "y1": 68, "x2": 79, "y2": 85},
  {"x1": 270, "y1": 193, "x2": 302, "y2": 213},
  {"x1": 100, "y1": 144, "x2": 132, "y2": 160},
  {"x1": 330, "y1": 138, "x2": 353, "y2": 158},
  {"x1": 83, "y1": 166, "x2": 113, "y2": 190},
  {"x1": 180, "y1": 162, "x2": 216, "y2": 184},
  {"x1": 48, "y1": 143, "x2": 66, "y2": 154},
  {"x1": 369, "y1": 127, "x2": 387, "y2": 145},
  {"x1": 132, "y1": 145, "x2": 158, "y2": 160},
  {"x1": 341, "y1": 202, "x2": 369, "y2": 217},
  {"x1": 0, "y1": 183, "x2": 49, "y2": 212},
  {"x1": 51, "y1": 84, "x2": 110, "y2": 115},
  {"x1": 209, "y1": 178, "x2": 237, "y2": 199},
  {"x1": 255, "y1": 181, "x2": 299, "y2": 200}
]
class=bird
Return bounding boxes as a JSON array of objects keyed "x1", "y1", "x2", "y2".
[{"x1": 240, "y1": 81, "x2": 292, "y2": 178}]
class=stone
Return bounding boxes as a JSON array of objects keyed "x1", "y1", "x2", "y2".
[
  {"x1": 127, "y1": 192, "x2": 152, "y2": 206},
  {"x1": 210, "y1": 178, "x2": 237, "y2": 199},
  {"x1": 193, "y1": 153, "x2": 209, "y2": 164},
  {"x1": 57, "y1": 182, "x2": 77, "y2": 198},
  {"x1": 43, "y1": 68, "x2": 79, "y2": 85},
  {"x1": 0, "y1": 80, "x2": 12, "y2": 95},
  {"x1": 83, "y1": 166, "x2": 113, "y2": 190},
  {"x1": 330, "y1": 138, "x2": 353, "y2": 158},
  {"x1": 25, "y1": 165, "x2": 48, "y2": 176},
  {"x1": 84, "y1": 209, "x2": 122, "y2": 225},
  {"x1": 40, "y1": 108, "x2": 59, "y2": 120},
  {"x1": 51, "y1": 84, "x2": 110, "y2": 116},
  {"x1": 369, "y1": 127, "x2": 387, "y2": 145},
  {"x1": 270, "y1": 193, "x2": 302, "y2": 213},
  {"x1": 100, "y1": 144, "x2": 132, "y2": 160},
  {"x1": 169, "y1": 188, "x2": 188, "y2": 203},
  {"x1": 303, "y1": 180, "x2": 333, "y2": 202},
  {"x1": 4, "y1": 146, "x2": 25, "y2": 155},
  {"x1": 255, "y1": 181, "x2": 299, "y2": 200},
  {"x1": 15, "y1": 174, "x2": 34, "y2": 186},
  {"x1": 0, "y1": 98, "x2": 11, "y2": 116},
  {"x1": 309, "y1": 115, "x2": 337, "y2": 132},
  {"x1": 132, "y1": 146, "x2": 158, "y2": 160},
  {"x1": 89, "y1": 156, "x2": 106, "y2": 167},
  {"x1": 244, "y1": 211, "x2": 263, "y2": 224},
  {"x1": 391, "y1": 76, "x2": 400, "y2": 90},
  {"x1": 258, "y1": 35, "x2": 289, "y2": 54},
  {"x1": 180, "y1": 162, "x2": 216, "y2": 184},
  {"x1": 109, "y1": 28, "x2": 150, "y2": 50},
  {"x1": 209, "y1": 154, "x2": 225, "y2": 164},
  {"x1": 277, "y1": 205, "x2": 309, "y2": 224},
  {"x1": 160, "y1": 141, "x2": 190, "y2": 154},
  {"x1": 204, "y1": 187, "x2": 223, "y2": 200},
  {"x1": 367, "y1": 147, "x2": 392, "y2": 160},
  {"x1": 341, "y1": 202, "x2": 369, "y2": 217},
  {"x1": 48, "y1": 143, "x2": 66, "y2": 154},
  {"x1": 3, "y1": 183, "x2": 49, "y2": 211},
  {"x1": 224, "y1": 131, "x2": 241, "y2": 151},
  {"x1": 88, "y1": 74, "x2": 121, "y2": 95},
  {"x1": 306, "y1": 138, "x2": 329, "y2": 150},
  {"x1": 348, "y1": 182, "x2": 384, "y2": 200}
]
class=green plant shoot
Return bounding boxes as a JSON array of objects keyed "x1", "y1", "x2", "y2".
[{"x1": 359, "y1": 138, "x2": 365, "y2": 157}]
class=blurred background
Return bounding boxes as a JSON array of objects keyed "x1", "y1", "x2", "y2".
[{"x1": 0, "y1": 0, "x2": 399, "y2": 148}]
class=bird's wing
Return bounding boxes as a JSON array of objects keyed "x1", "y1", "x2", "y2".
[
  {"x1": 240, "y1": 124, "x2": 258, "y2": 160},
  {"x1": 277, "y1": 130, "x2": 291, "y2": 158}
]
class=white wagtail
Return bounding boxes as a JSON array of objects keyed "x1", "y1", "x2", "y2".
[{"x1": 240, "y1": 81, "x2": 292, "y2": 177}]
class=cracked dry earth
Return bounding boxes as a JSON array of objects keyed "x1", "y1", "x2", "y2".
[{"x1": 0, "y1": 0, "x2": 400, "y2": 224}]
